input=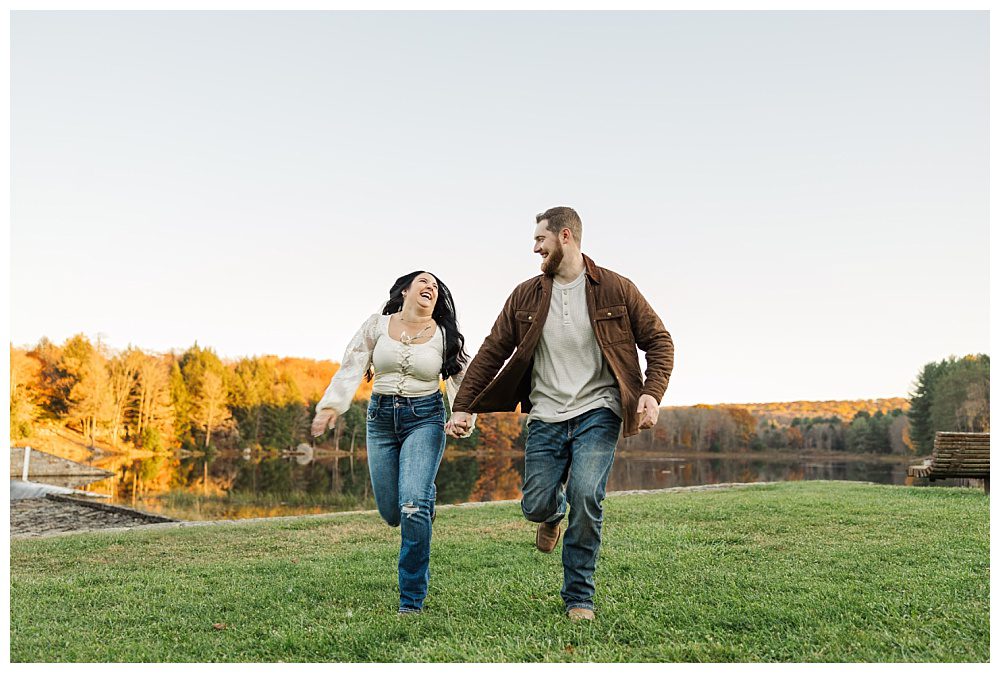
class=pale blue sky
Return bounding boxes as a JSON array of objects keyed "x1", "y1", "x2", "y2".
[{"x1": 10, "y1": 11, "x2": 989, "y2": 406}]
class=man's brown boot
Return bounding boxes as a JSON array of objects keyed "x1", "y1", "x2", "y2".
[
  {"x1": 535, "y1": 520, "x2": 561, "y2": 553},
  {"x1": 567, "y1": 607, "x2": 595, "y2": 622}
]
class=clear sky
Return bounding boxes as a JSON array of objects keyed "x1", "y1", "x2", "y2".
[{"x1": 10, "y1": 11, "x2": 989, "y2": 406}]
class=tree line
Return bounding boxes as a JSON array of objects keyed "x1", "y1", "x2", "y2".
[
  {"x1": 10, "y1": 335, "x2": 988, "y2": 457},
  {"x1": 616, "y1": 405, "x2": 911, "y2": 455}
]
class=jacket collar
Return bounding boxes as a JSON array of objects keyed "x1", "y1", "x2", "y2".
[{"x1": 582, "y1": 254, "x2": 602, "y2": 285}]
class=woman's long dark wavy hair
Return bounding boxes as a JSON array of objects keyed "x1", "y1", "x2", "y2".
[{"x1": 368, "y1": 270, "x2": 469, "y2": 381}]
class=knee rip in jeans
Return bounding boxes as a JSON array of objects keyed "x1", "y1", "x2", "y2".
[{"x1": 401, "y1": 502, "x2": 421, "y2": 519}]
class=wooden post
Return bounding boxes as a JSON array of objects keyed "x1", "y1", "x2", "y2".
[{"x1": 22, "y1": 446, "x2": 31, "y2": 481}]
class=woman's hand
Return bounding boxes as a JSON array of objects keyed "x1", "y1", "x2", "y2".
[{"x1": 311, "y1": 409, "x2": 339, "y2": 437}]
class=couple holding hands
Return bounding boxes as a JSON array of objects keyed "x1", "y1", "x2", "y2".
[{"x1": 310, "y1": 206, "x2": 674, "y2": 621}]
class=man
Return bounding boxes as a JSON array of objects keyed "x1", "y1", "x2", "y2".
[{"x1": 448, "y1": 206, "x2": 674, "y2": 621}]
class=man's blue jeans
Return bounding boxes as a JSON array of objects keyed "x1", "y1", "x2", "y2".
[
  {"x1": 366, "y1": 391, "x2": 447, "y2": 613},
  {"x1": 521, "y1": 406, "x2": 622, "y2": 612}
]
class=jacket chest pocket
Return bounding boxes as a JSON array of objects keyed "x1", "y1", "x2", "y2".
[
  {"x1": 514, "y1": 309, "x2": 536, "y2": 341},
  {"x1": 594, "y1": 304, "x2": 631, "y2": 344}
]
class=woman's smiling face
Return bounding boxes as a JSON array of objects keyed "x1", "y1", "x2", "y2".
[{"x1": 404, "y1": 273, "x2": 439, "y2": 312}]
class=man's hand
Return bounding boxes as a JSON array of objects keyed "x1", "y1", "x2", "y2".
[
  {"x1": 446, "y1": 411, "x2": 473, "y2": 438},
  {"x1": 311, "y1": 409, "x2": 339, "y2": 437},
  {"x1": 636, "y1": 394, "x2": 660, "y2": 430}
]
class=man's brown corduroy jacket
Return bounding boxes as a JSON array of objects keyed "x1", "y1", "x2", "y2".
[{"x1": 452, "y1": 255, "x2": 674, "y2": 438}]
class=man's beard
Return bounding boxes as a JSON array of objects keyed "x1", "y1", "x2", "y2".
[{"x1": 541, "y1": 245, "x2": 564, "y2": 276}]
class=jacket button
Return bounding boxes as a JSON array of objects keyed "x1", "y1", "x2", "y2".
[
  {"x1": 607, "y1": 311, "x2": 612, "y2": 316},
  {"x1": 528, "y1": 316, "x2": 533, "y2": 320}
]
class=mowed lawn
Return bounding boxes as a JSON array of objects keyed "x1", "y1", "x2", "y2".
[{"x1": 10, "y1": 481, "x2": 989, "y2": 662}]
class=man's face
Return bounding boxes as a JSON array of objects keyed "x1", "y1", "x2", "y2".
[{"x1": 533, "y1": 220, "x2": 564, "y2": 276}]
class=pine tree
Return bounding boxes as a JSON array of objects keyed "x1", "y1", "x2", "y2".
[
  {"x1": 169, "y1": 359, "x2": 195, "y2": 450},
  {"x1": 908, "y1": 360, "x2": 944, "y2": 454}
]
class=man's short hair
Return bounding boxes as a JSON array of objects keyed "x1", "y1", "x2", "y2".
[{"x1": 536, "y1": 206, "x2": 583, "y2": 246}]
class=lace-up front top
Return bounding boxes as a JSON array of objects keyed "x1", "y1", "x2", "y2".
[{"x1": 371, "y1": 319, "x2": 443, "y2": 397}]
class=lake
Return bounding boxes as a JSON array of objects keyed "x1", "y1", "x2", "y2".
[{"x1": 60, "y1": 447, "x2": 958, "y2": 521}]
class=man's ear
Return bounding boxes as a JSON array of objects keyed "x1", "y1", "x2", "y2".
[{"x1": 561, "y1": 228, "x2": 572, "y2": 244}]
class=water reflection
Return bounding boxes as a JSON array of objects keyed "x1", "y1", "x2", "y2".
[
  {"x1": 603, "y1": 453, "x2": 913, "y2": 491},
  {"x1": 57, "y1": 446, "x2": 961, "y2": 522}
]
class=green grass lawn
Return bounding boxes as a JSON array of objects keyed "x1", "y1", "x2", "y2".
[{"x1": 10, "y1": 481, "x2": 989, "y2": 662}]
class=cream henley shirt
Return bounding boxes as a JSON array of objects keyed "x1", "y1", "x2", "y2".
[{"x1": 527, "y1": 272, "x2": 622, "y2": 424}]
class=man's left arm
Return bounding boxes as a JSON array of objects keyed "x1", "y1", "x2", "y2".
[{"x1": 622, "y1": 277, "x2": 674, "y2": 404}]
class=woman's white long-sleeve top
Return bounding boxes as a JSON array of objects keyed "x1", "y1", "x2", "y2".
[{"x1": 315, "y1": 313, "x2": 476, "y2": 435}]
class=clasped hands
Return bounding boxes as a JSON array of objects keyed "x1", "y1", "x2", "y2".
[{"x1": 446, "y1": 412, "x2": 473, "y2": 438}]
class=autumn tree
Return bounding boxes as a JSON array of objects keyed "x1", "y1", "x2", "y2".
[
  {"x1": 10, "y1": 346, "x2": 42, "y2": 441},
  {"x1": 178, "y1": 345, "x2": 230, "y2": 449},
  {"x1": 724, "y1": 407, "x2": 757, "y2": 446},
  {"x1": 107, "y1": 346, "x2": 143, "y2": 448},
  {"x1": 132, "y1": 352, "x2": 173, "y2": 451},
  {"x1": 30, "y1": 337, "x2": 73, "y2": 418},
  {"x1": 61, "y1": 334, "x2": 113, "y2": 446}
]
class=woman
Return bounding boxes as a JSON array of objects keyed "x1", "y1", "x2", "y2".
[{"x1": 311, "y1": 270, "x2": 475, "y2": 615}]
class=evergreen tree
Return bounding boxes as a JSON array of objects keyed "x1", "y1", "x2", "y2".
[
  {"x1": 230, "y1": 356, "x2": 273, "y2": 447},
  {"x1": 169, "y1": 359, "x2": 195, "y2": 450},
  {"x1": 908, "y1": 360, "x2": 944, "y2": 453}
]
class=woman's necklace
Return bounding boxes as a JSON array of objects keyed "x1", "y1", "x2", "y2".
[
  {"x1": 400, "y1": 324, "x2": 433, "y2": 345},
  {"x1": 398, "y1": 313, "x2": 434, "y2": 345}
]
